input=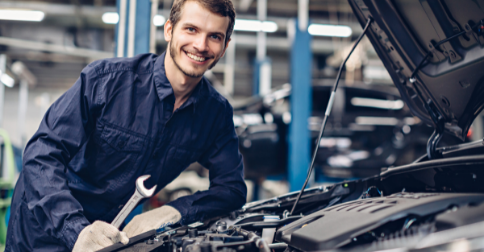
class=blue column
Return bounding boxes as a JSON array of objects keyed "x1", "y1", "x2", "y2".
[
  {"x1": 116, "y1": 0, "x2": 151, "y2": 57},
  {"x1": 288, "y1": 20, "x2": 312, "y2": 192}
]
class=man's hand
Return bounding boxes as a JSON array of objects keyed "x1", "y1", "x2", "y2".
[
  {"x1": 123, "y1": 205, "x2": 181, "y2": 237},
  {"x1": 73, "y1": 221, "x2": 129, "y2": 252}
]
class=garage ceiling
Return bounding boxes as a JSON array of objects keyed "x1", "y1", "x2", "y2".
[
  {"x1": 0, "y1": 0, "x2": 358, "y2": 91},
  {"x1": 6, "y1": 0, "x2": 354, "y2": 16}
]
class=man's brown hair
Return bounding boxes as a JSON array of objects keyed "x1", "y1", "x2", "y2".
[{"x1": 169, "y1": 0, "x2": 236, "y2": 45}]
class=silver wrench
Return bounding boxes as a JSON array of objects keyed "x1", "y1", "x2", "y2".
[{"x1": 111, "y1": 175, "x2": 157, "y2": 229}]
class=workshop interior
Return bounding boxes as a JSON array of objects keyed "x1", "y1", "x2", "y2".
[{"x1": 1, "y1": 0, "x2": 484, "y2": 251}]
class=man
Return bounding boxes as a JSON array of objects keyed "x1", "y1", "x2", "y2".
[{"x1": 5, "y1": 0, "x2": 247, "y2": 251}]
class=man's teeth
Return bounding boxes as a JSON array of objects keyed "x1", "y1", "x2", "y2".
[{"x1": 186, "y1": 52, "x2": 206, "y2": 62}]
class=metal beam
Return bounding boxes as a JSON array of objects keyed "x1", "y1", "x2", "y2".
[
  {"x1": 117, "y1": 0, "x2": 127, "y2": 57},
  {"x1": 0, "y1": 36, "x2": 113, "y2": 60},
  {"x1": 12, "y1": 61, "x2": 35, "y2": 147},
  {"x1": 18, "y1": 80, "x2": 28, "y2": 147},
  {"x1": 0, "y1": 55, "x2": 5, "y2": 128},
  {"x1": 255, "y1": 0, "x2": 272, "y2": 96},
  {"x1": 223, "y1": 34, "x2": 236, "y2": 96},
  {"x1": 150, "y1": 0, "x2": 159, "y2": 53}
]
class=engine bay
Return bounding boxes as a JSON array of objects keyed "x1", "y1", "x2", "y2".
[{"x1": 98, "y1": 156, "x2": 484, "y2": 252}]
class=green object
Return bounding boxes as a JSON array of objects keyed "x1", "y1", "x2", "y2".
[{"x1": 0, "y1": 129, "x2": 17, "y2": 249}]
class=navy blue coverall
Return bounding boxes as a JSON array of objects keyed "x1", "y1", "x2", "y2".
[{"x1": 5, "y1": 52, "x2": 247, "y2": 251}]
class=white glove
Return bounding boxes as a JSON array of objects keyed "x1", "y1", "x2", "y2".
[
  {"x1": 73, "y1": 221, "x2": 129, "y2": 252},
  {"x1": 123, "y1": 205, "x2": 181, "y2": 237}
]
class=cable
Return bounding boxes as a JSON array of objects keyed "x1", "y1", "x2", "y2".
[{"x1": 289, "y1": 17, "x2": 373, "y2": 215}]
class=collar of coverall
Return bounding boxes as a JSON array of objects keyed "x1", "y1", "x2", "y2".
[{"x1": 153, "y1": 51, "x2": 208, "y2": 114}]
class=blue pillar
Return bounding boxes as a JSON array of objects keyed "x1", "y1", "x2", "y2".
[
  {"x1": 116, "y1": 0, "x2": 151, "y2": 57},
  {"x1": 288, "y1": 20, "x2": 312, "y2": 192}
]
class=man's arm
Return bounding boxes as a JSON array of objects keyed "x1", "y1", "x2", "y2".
[
  {"x1": 22, "y1": 64, "x2": 102, "y2": 249},
  {"x1": 167, "y1": 100, "x2": 247, "y2": 225}
]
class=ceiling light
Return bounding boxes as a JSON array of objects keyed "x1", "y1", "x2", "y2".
[
  {"x1": 0, "y1": 9, "x2": 45, "y2": 22},
  {"x1": 153, "y1": 15, "x2": 166, "y2": 27},
  {"x1": 102, "y1": 12, "x2": 119, "y2": 24},
  {"x1": 234, "y1": 19, "x2": 278, "y2": 33},
  {"x1": 0, "y1": 71, "x2": 15, "y2": 87},
  {"x1": 355, "y1": 116, "x2": 399, "y2": 126},
  {"x1": 308, "y1": 24, "x2": 352, "y2": 37},
  {"x1": 351, "y1": 97, "x2": 404, "y2": 110}
]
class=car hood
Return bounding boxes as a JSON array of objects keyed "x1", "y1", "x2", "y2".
[{"x1": 348, "y1": 0, "x2": 484, "y2": 140}]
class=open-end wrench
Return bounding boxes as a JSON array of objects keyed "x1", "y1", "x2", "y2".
[{"x1": 111, "y1": 175, "x2": 157, "y2": 229}]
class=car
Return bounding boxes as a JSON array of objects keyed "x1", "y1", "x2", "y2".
[
  {"x1": 235, "y1": 81, "x2": 466, "y2": 180},
  {"x1": 99, "y1": 1, "x2": 484, "y2": 251}
]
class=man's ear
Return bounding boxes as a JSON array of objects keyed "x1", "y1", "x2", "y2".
[
  {"x1": 220, "y1": 38, "x2": 231, "y2": 58},
  {"x1": 164, "y1": 20, "x2": 173, "y2": 42}
]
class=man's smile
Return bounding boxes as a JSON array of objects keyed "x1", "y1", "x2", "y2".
[{"x1": 183, "y1": 50, "x2": 211, "y2": 64}]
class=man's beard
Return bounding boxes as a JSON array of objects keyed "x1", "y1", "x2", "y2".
[{"x1": 169, "y1": 42, "x2": 221, "y2": 78}]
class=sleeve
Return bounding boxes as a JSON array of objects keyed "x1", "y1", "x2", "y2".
[
  {"x1": 22, "y1": 63, "x2": 103, "y2": 249},
  {"x1": 167, "y1": 101, "x2": 247, "y2": 225}
]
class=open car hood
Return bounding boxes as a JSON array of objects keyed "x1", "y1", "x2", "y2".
[{"x1": 348, "y1": 0, "x2": 484, "y2": 140}]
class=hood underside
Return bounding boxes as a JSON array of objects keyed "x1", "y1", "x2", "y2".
[{"x1": 348, "y1": 0, "x2": 484, "y2": 140}]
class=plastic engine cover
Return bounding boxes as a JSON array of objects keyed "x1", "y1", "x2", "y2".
[{"x1": 275, "y1": 192, "x2": 484, "y2": 251}]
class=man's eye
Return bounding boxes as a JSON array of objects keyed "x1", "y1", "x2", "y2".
[
  {"x1": 211, "y1": 35, "x2": 221, "y2": 40},
  {"x1": 187, "y1": 27, "x2": 195, "y2": 32}
]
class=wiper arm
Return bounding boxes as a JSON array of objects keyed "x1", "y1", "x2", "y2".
[
  {"x1": 413, "y1": 138, "x2": 484, "y2": 163},
  {"x1": 381, "y1": 155, "x2": 484, "y2": 178},
  {"x1": 440, "y1": 138, "x2": 484, "y2": 155}
]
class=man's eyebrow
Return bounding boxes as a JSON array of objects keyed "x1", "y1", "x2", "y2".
[{"x1": 181, "y1": 22, "x2": 199, "y2": 28}]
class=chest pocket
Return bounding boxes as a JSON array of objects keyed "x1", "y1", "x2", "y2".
[
  {"x1": 87, "y1": 123, "x2": 147, "y2": 194},
  {"x1": 101, "y1": 125, "x2": 145, "y2": 152}
]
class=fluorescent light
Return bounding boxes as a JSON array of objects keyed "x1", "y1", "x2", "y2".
[
  {"x1": 0, "y1": 9, "x2": 45, "y2": 22},
  {"x1": 319, "y1": 138, "x2": 352, "y2": 148},
  {"x1": 351, "y1": 97, "x2": 404, "y2": 110},
  {"x1": 261, "y1": 21, "x2": 278, "y2": 32},
  {"x1": 242, "y1": 113, "x2": 263, "y2": 125},
  {"x1": 308, "y1": 24, "x2": 352, "y2": 37},
  {"x1": 355, "y1": 116, "x2": 418, "y2": 126},
  {"x1": 356, "y1": 116, "x2": 398, "y2": 126},
  {"x1": 153, "y1": 15, "x2": 166, "y2": 27},
  {"x1": 234, "y1": 19, "x2": 278, "y2": 33},
  {"x1": 0, "y1": 71, "x2": 15, "y2": 87},
  {"x1": 102, "y1": 12, "x2": 119, "y2": 24}
]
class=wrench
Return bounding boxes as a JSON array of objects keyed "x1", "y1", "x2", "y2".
[{"x1": 111, "y1": 175, "x2": 157, "y2": 229}]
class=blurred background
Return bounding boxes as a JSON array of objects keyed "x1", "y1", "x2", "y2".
[{"x1": 0, "y1": 1, "x2": 483, "y2": 245}]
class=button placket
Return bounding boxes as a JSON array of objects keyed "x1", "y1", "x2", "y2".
[{"x1": 151, "y1": 124, "x2": 167, "y2": 158}]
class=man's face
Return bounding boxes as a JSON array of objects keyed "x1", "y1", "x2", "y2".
[{"x1": 165, "y1": 1, "x2": 230, "y2": 78}]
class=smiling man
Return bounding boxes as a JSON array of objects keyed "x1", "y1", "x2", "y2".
[{"x1": 5, "y1": 0, "x2": 246, "y2": 251}]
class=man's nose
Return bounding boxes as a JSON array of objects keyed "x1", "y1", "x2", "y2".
[{"x1": 193, "y1": 35, "x2": 209, "y2": 52}]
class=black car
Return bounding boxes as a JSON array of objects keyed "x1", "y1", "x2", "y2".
[{"x1": 100, "y1": 1, "x2": 484, "y2": 251}]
